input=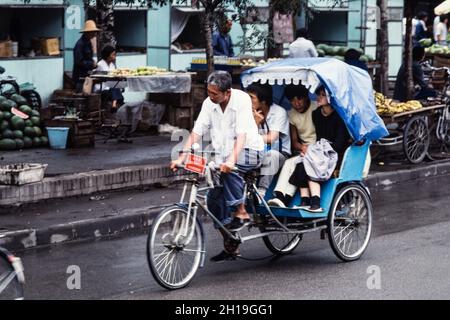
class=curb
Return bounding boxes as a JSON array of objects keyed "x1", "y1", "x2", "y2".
[
  {"x1": 0, "y1": 164, "x2": 194, "y2": 206},
  {"x1": 0, "y1": 205, "x2": 168, "y2": 252},
  {"x1": 0, "y1": 161, "x2": 449, "y2": 252},
  {"x1": 364, "y1": 161, "x2": 450, "y2": 188}
]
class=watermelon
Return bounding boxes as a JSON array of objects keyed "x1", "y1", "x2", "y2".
[
  {"x1": 11, "y1": 107, "x2": 29, "y2": 119},
  {"x1": 10, "y1": 116, "x2": 26, "y2": 130},
  {"x1": 0, "y1": 111, "x2": 3, "y2": 121},
  {"x1": 23, "y1": 136, "x2": 33, "y2": 148},
  {"x1": 0, "y1": 99, "x2": 16, "y2": 112},
  {"x1": 333, "y1": 55, "x2": 345, "y2": 61},
  {"x1": 0, "y1": 138, "x2": 16, "y2": 150},
  {"x1": 0, "y1": 120, "x2": 9, "y2": 130},
  {"x1": 30, "y1": 110, "x2": 40, "y2": 118},
  {"x1": 19, "y1": 105, "x2": 33, "y2": 115},
  {"x1": 32, "y1": 137, "x2": 41, "y2": 147},
  {"x1": 40, "y1": 136, "x2": 49, "y2": 146},
  {"x1": 3, "y1": 111, "x2": 12, "y2": 121},
  {"x1": 33, "y1": 126, "x2": 42, "y2": 137},
  {"x1": 24, "y1": 126, "x2": 36, "y2": 137},
  {"x1": 25, "y1": 119, "x2": 33, "y2": 127},
  {"x1": 0, "y1": 95, "x2": 6, "y2": 103},
  {"x1": 317, "y1": 49, "x2": 325, "y2": 57},
  {"x1": 2, "y1": 129, "x2": 14, "y2": 139},
  {"x1": 359, "y1": 55, "x2": 369, "y2": 62},
  {"x1": 10, "y1": 94, "x2": 28, "y2": 106},
  {"x1": 337, "y1": 46, "x2": 348, "y2": 56},
  {"x1": 30, "y1": 116, "x2": 40, "y2": 126},
  {"x1": 14, "y1": 138, "x2": 25, "y2": 149},
  {"x1": 12, "y1": 130, "x2": 23, "y2": 139}
]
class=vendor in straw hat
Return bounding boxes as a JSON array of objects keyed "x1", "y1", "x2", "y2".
[{"x1": 73, "y1": 20, "x2": 100, "y2": 92}]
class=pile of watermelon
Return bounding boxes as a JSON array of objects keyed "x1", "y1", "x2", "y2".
[
  {"x1": 0, "y1": 94, "x2": 48, "y2": 151},
  {"x1": 316, "y1": 44, "x2": 375, "y2": 62}
]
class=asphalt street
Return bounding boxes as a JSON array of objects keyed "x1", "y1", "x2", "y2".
[{"x1": 13, "y1": 174, "x2": 450, "y2": 300}]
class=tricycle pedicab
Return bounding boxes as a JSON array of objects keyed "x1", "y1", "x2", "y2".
[{"x1": 146, "y1": 58, "x2": 389, "y2": 290}]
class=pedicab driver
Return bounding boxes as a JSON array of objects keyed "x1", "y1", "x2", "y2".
[{"x1": 170, "y1": 71, "x2": 264, "y2": 261}]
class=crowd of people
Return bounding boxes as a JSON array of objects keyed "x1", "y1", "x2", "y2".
[{"x1": 171, "y1": 70, "x2": 352, "y2": 261}]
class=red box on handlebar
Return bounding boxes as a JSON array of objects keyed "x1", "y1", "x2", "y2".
[{"x1": 184, "y1": 154, "x2": 207, "y2": 174}]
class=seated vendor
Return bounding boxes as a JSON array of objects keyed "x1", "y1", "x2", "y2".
[
  {"x1": 94, "y1": 45, "x2": 124, "y2": 112},
  {"x1": 393, "y1": 46, "x2": 437, "y2": 102}
]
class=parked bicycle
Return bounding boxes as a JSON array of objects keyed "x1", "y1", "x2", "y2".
[{"x1": 0, "y1": 66, "x2": 42, "y2": 110}]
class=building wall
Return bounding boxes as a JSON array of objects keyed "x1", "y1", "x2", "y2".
[{"x1": 1, "y1": 57, "x2": 63, "y2": 105}]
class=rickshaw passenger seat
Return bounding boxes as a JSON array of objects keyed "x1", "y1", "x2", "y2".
[{"x1": 337, "y1": 140, "x2": 371, "y2": 181}]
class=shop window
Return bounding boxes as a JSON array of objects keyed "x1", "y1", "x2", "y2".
[
  {"x1": 171, "y1": 8, "x2": 205, "y2": 53},
  {"x1": 0, "y1": 7, "x2": 64, "y2": 58},
  {"x1": 114, "y1": 9, "x2": 147, "y2": 54}
]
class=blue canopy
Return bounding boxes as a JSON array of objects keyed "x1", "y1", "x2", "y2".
[{"x1": 241, "y1": 58, "x2": 389, "y2": 142}]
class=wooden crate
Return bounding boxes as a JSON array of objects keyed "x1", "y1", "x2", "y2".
[{"x1": 44, "y1": 119, "x2": 95, "y2": 148}]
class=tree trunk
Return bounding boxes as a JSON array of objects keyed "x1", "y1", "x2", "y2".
[
  {"x1": 404, "y1": 0, "x2": 415, "y2": 101},
  {"x1": 96, "y1": 0, "x2": 116, "y2": 56},
  {"x1": 203, "y1": 8, "x2": 215, "y2": 76},
  {"x1": 376, "y1": 0, "x2": 389, "y2": 95}
]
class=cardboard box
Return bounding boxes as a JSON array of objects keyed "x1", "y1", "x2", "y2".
[
  {"x1": 0, "y1": 40, "x2": 13, "y2": 58},
  {"x1": 41, "y1": 38, "x2": 60, "y2": 56}
]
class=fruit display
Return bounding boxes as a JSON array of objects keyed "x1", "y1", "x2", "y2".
[
  {"x1": 374, "y1": 91, "x2": 423, "y2": 116},
  {"x1": 109, "y1": 66, "x2": 169, "y2": 77},
  {"x1": 241, "y1": 58, "x2": 282, "y2": 67},
  {"x1": 424, "y1": 43, "x2": 450, "y2": 55},
  {"x1": 0, "y1": 93, "x2": 48, "y2": 151},
  {"x1": 316, "y1": 44, "x2": 375, "y2": 62}
]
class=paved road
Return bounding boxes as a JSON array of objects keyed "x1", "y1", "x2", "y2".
[{"x1": 14, "y1": 174, "x2": 450, "y2": 299}]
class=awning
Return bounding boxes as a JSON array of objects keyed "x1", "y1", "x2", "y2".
[
  {"x1": 435, "y1": 0, "x2": 450, "y2": 15},
  {"x1": 173, "y1": 6, "x2": 204, "y2": 13}
]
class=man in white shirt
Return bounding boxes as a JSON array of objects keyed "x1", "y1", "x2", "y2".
[
  {"x1": 246, "y1": 82, "x2": 291, "y2": 198},
  {"x1": 171, "y1": 71, "x2": 264, "y2": 261},
  {"x1": 289, "y1": 28, "x2": 318, "y2": 58}
]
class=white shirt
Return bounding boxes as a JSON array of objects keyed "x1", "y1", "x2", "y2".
[
  {"x1": 94, "y1": 60, "x2": 117, "y2": 92},
  {"x1": 193, "y1": 89, "x2": 264, "y2": 162},
  {"x1": 433, "y1": 16, "x2": 440, "y2": 40},
  {"x1": 289, "y1": 37, "x2": 318, "y2": 58},
  {"x1": 435, "y1": 22, "x2": 448, "y2": 42},
  {"x1": 259, "y1": 104, "x2": 291, "y2": 155}
]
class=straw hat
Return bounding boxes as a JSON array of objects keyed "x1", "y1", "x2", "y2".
[{"x1": 80, "y1": 20, "x2": 100, "y2": 33}]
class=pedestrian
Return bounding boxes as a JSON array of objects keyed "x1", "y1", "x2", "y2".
[
  {"x1": 434, "y1": 15, "x2": 449, "y2": 46},
  {"x1": 170, "y1": 71, "x2": 264, "y2": 262},
  {"x1": 73, "y1": 20, "x2": 100, "y2": 92},
  {"x1": 393, "y1": 46, "x2": 437, "y2": 102},
  {"x1": 344, "y1": 48, "x2": 368, "y2": 72},
  {"x1": 414, "y1": 12, "x2": 429, "y2": 47},
  {"x1": 289, "y1": 28, "x2": 318, "y2": 58},
  {"x1": 212, "y1": 18, "x2": 234, "y2": 57}
]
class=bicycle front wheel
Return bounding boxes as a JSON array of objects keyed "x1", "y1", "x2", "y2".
[
  {"x1": 147, "y1": 206, "x2": 204, "y2": 290},
  {"x1": 0, "y1": 251, "x2": 24, "y2": 300}
]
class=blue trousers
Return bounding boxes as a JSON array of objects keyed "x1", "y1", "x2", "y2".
[{"x1": 206, "y1": 149, "x2": 262, "y2": 228}]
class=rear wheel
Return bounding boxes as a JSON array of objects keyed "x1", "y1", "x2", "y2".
[
  {"x1": 0, "y1": 251, "x2": 24, "y2": 300},
  {"x1": 147, "y1": 206, "x2": 204, "y2": 290},
  {"x1": 403, "y1": 116, "x2": 430, "y2": 164},
  {"x1": 328, "y1": 184, "x2": 372, "y2": 262}
]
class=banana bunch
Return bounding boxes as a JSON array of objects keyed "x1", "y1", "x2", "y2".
[{"x1": 374, "y1": 91, "x2": 423, "y2": 116}]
